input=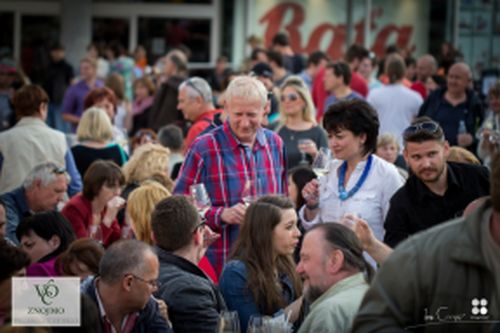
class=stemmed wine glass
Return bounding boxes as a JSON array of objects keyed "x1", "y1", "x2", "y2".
[
  {"x1": 190, "y1": 183, "x2": 212, "y2": 217},
  {"x1": 297, "y1": 139, "x2": 314, "y2": 166},
  {"x1": 216, "y1": 311, "x2": 241, "y2": 333},
  {"x1": 312, "y1": 147, "x2": 332, "y2": 178},
  {"x1": 247, "y1": 315, "x2": 267, "y2": 333},
  {"x1": 88, "y1": 224, "x2": 103, "y2": 244},
  {"x1": 241, "y1": 180, "x2": 257, "y2": 206}
]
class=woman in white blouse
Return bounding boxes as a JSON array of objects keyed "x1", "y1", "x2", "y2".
[{"x1": 301, "y1": 99, "x2": 404, "y2": 242}]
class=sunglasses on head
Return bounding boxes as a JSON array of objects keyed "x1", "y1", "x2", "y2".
[
  {"x1": 52, "y1": 166, "x2": 66, "y2": 175},
  {"x1": 185, "y1": 79, "x2": 204, "y2": 98},
  {"x1": 280, "y1": 93, "x2": 300, "y2": 103},
  {"x1": 403, "y1": 121, "x2": 440, "y2": 139}
]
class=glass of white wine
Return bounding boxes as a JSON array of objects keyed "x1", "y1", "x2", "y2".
[
  {"x1": 190, "y1": 183, "x2": 212, "y2": 217},
  {"x1": 312, "y1": 147, "x2": 332, "y2": 177}
]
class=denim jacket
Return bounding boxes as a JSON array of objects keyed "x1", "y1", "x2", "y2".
[{"x1": 219, "y1": 259, "x2": 298, "y2": 333}]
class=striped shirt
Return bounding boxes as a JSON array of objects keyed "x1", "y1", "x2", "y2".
[{"x1": 174, "y1": 121, "x2": 288, "y2": 276}]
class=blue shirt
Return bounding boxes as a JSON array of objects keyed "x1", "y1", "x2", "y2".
[
  {"x1": 324, "y1": 91, "x2": 364, "y2": 111},
  {"x1": 219, "y1": 259, "x2": 297, "y2": 333},
  {"x1": 0, "y1": 187, "x2": 31, "y2": 244}
]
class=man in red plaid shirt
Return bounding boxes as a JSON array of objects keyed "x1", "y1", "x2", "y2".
[{"x1": 174, "y1": 75, "x2": 288, "y2": 276}]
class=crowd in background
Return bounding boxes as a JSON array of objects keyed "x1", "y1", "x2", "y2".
[{"x1": 0, "y1": 30, "x2": 499, "y2": 333}]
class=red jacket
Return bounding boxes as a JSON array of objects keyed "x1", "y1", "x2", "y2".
[
  {"x1": 61, "y1": 193, "x2": 121, "y2": 247},
  {"x1": 184, "y1": 109, "x2": 222, "y2": 152}
]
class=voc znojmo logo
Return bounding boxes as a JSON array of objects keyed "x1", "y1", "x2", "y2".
[
  {"x1": 12, "y1": 277, "x2": 80, "y2": 326},
  {"x1": 35, "y1": 279, "x2": 60, "y2": 305}
]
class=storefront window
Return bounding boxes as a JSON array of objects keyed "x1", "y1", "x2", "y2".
[
  {"x1": 458, "y1": 0, "x2": 498, "y2": 78},
  {"x1": 138, "y1": 17, "x2": 211, "y2": 63},
  {"x1": 92, "y1": 17, "x2": 130, "y2": 50},
  {"x1": 0, "y1": 12, "x2": 14, "y2": 58},
  {"x1": 21, "y1": 15, "x2": 60, "y2": 84},
  {"x1": 93, "y1": 0, "x2": 212, "y2": 3}
]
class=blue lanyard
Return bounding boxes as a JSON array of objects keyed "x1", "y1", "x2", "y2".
[{"x1": 338, "y1": 155, "x2": 373, "y2": 201}]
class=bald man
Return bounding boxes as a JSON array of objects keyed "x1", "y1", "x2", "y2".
[
  {"x1": 410, "y1": 54, "x2": 438, "y2": 99},
  {"x1": 418, "y1": 62, "x2": 483, "y2": 153}
]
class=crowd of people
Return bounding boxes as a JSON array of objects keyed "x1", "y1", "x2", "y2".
[{"x1": 0, "y1": 31, "x2": 499, "y2": 333}]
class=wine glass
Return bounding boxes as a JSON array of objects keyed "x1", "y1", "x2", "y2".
[
  {"x1": 241, "y1": 180, "x2": 258, "y2": 206},
  {"x1": 312, "y1": 147, "x2": 332, "y2": 178},
  {"x1": 88, "y1": 224, "x2": 103, "y2": 244},
  {"x1": 217, "y1": 311, "x2": 241, "y2": 333},
  {"x1": 247, "y1": 315, "x2": 268, "y2": 333},
  {"x1": 297, "y1": 139, "x2": 313, "y2": 166},
  {"x1": 190, "y1": 183, "x2": 212, "y2": 217}
]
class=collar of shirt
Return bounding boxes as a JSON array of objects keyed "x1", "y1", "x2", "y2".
[
  {"x1": 94, "y1": 279, "x2": 139, "y2": 333},
  {"x1": 222, "y1": 121, "x2": 267, "y2": 151},
  {"x1": 12, "y1": 187, "x2": 31, "y2": 217},
  {"x1": 194, "y1": 109, "x2": 221, "y2": 123},
  {"x1": 309, "y1": 272, "x2": 367, "y2": 311},
  {"x1": 414, "y1": 162, "x2": 461, "y2": 201}
]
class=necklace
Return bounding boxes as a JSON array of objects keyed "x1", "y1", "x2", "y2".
[{"x1": 338, "y1": 155, "x2": 373, "y2": 201}]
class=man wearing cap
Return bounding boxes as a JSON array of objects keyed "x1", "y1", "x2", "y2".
[
  {"x1": 251, "y1": 62, "x2": 280, "y2": 128},
  {"x1": 384, "y1": 117, "x2": 490, "y2": 247}
]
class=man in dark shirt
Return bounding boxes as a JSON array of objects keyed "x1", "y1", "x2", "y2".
[
  {"x1": 384, "y1": 117, "x2": 490, "y2": 247},
  {"x1": 418, "y1": 62, "x2": 483, "y2": 153},
  {"x1": 43, "y1": 43, "x2": 73, "y2": 132}
]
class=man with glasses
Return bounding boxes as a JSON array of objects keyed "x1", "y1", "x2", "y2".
[
  {"x1": 82, "y1": 239, "x2": 172, "y2": 332},
  {"x1": 151, "y1": 195, "x2": 226, "y2": 333},
  {"x1": 1, "y1": 162, "x2": 69, "y2": 245},
  {"x1": 383, "y1": 117, "x2": 490, "y2": 247},
  {"x1": 177, "y1": 77, "x2": 221, "y2": 152}
]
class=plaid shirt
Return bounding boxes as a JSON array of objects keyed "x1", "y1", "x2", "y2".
[{"x1": 174, "y1": 122, "x2": 288, "y2": 276}]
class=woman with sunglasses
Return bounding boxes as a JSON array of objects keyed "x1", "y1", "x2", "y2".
[
  {"x1": 301, "y1": 100, "x2": 404, "y2": 265},
  {"x1": 277, "y1": 76, "x2": 328, "y2": 168},
  {"x1": 219, "y1": 195, "x2": 304, "y2": 332}
]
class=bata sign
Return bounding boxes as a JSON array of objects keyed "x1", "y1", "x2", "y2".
[{"x1": 254, "y1": 0, "x2": 430, "y2": 58}]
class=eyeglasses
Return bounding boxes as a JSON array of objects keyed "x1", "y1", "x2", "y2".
[
  {"x1": 185, "y1": 79, "x2": 204, "y2": 98},
  {"x1": 403, "y1": 121, "x2": 441, "y2": 139},
  {"x1": 280, "y1": 93, "x2": 300, "y2": 103},
  {"x1": 193, "y1": 218, "x2": 207, "y2": 233},
  {"x1": 127, "y1": 274, "x2": 160, "y2": 289}
]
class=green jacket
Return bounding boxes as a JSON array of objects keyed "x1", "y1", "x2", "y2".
[
  {"x1": 352, "y1": 199, "x2": 499, "y2": 333},
  {"x1": 298, "y1": 273, "x2": 368, "y2": 333}
]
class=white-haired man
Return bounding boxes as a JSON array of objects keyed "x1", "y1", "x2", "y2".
[
  {"x1": 177, "y1": 77, "x2": 222, "y2": 151},
  {"x1": 0, "y1": 162, "x2": 69, "y2": 244},
  {"x1": 174, "y1": 75, "x2": 288, "y2": 276}
]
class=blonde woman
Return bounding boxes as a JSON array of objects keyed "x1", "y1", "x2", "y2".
[
  {"x1": 277, "y1": 76, "x2": 328, "y2": 168},
  {"x1": 126, "y1": 181, "x2": 170, "y2": 244},
  {"x1": 71, "y1": 107, "x2": 128, "y2": 177},
  {"x1": 121, "y1": 143, "x2": 173, "y2": 203}
]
